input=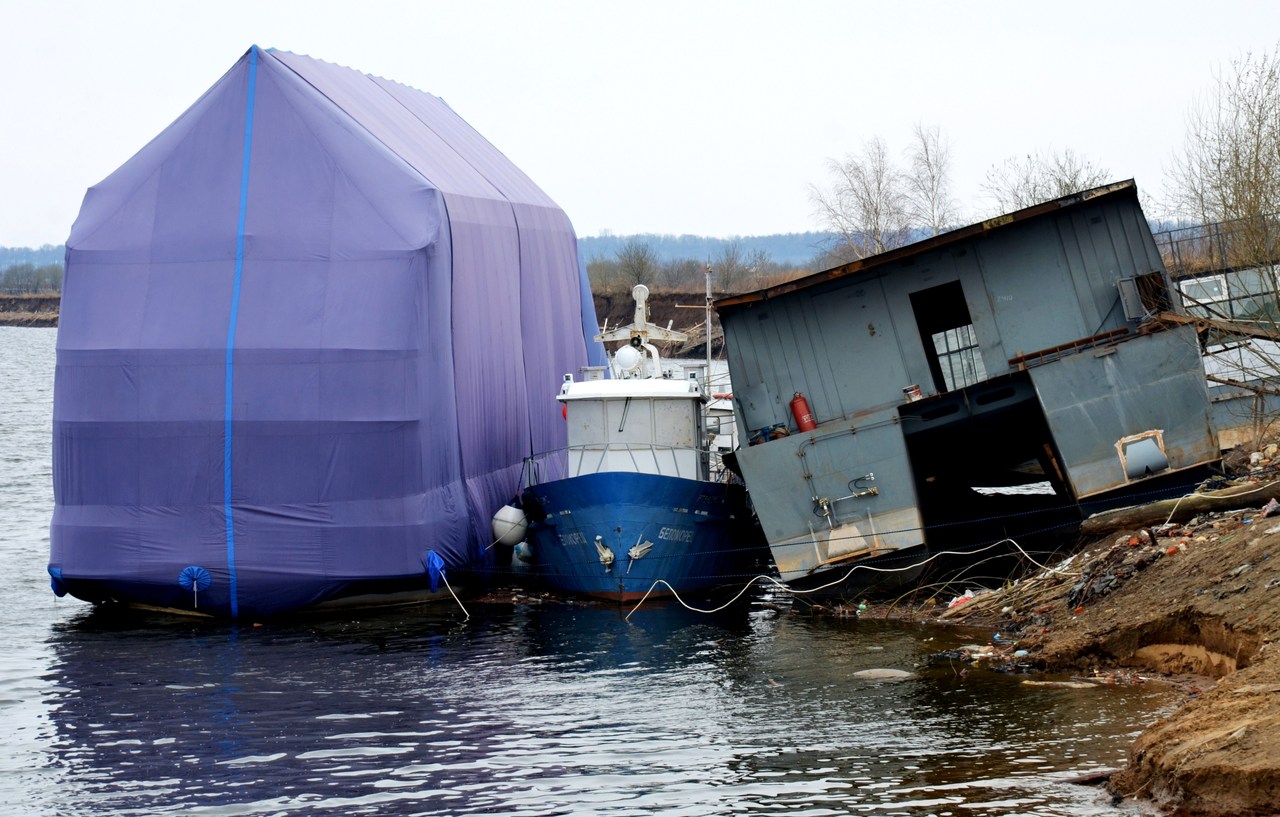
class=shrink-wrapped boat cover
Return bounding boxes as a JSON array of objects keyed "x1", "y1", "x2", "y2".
[{"x1": 49, "y1": 46, "x2": 598, "y2": 617}]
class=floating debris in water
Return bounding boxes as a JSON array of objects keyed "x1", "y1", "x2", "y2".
[{"x1": 852, "y1": 668, "x2": 916, "y2": 681}]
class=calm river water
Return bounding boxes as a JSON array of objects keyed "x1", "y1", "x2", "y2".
[{"x1": 1, "y1": 326, "x2": 1169, "y2": 816}]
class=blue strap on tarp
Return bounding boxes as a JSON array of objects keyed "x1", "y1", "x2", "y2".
[
  {"x1": 223, "y1": 45, "x2": 260, "y2": 620},
  {"x1": 48, "y1": 566, "x2": 67, "y2": 598},
  {"x1": 423, "y1": 550, "x2": 446, "y2": 593}
]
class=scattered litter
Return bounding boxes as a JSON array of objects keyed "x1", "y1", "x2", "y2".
[
  {"x1": 948, "y1": 589, "x2": 985, "y2": 608},
  {"x1": 927, "y1": 643, "x2": 1035, "y2": 674},
  {"x1": 1067, "y1": 532, "x2": 1171, "y2": 609}
]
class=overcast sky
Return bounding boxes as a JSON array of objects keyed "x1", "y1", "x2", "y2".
[{"x1": 3, "y1": 1, "x2": 1278, "y2": 247}]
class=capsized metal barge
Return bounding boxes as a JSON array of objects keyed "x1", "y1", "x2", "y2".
[{"x1": 716, "y1": 181, "x2": 1220, "y2": 596}]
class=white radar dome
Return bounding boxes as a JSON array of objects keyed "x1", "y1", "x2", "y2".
[{"x1": 614, "y1": 344, "x2": 643, "y2": 373}]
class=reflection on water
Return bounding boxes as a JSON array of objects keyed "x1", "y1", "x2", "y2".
[
  {"x1": 3, "y1": 327, "x2": 1168, "y2": 816},
  {"x1": 29, "y1": 602, "x2": 1169, "y2": 816}
]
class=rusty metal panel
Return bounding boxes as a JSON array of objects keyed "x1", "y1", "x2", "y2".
[
  {"x1": 974, "y1": 218, "x2": 1090, "y2": 354},
  {"x1": 731, "y1": 407, "x2": 923, "y2": 581},
  {"x1": 1028, "y1": 327, "x2": 1218, "y2": 498},
  {"x1": 722, "y1": 275, "x2": 916, "y2": 439}
]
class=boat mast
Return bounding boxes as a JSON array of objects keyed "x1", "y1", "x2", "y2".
[
  {"x1": 705, "y1": 263, "x2": 713, "y2": 395},
  {"x1": 597, "y1": 284, "x2": 687, "y2": 379}
]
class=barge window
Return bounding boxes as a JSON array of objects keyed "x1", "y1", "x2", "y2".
[
  {"x1": 909, "y1": 280, "x2": 988, "y2": 393},
  {"x1": 933, "y1": 324, "x2": 987, "y2": 391},
  {"x1": 1178, "y1": 275, "x2": 1227, "y2": 306}
]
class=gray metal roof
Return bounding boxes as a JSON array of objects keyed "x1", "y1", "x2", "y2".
[{"x1": 715, "y1": 179, "x2": 1139, "y2": 312}]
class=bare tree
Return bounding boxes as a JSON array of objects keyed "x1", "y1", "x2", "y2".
[
  {"x1": 615, "y1": 238, "x2": 659, "y2": 289},
  {"x1": 1167, "y1": 43, "x2": 1280, "y2": 269},
  {"x1": 714, "y1": 242, "x2": 747, "y2": 292},
  {"x1": 905, "y1": 123, "x2": 959, "y2": 235},
  {"x1": 657, "y1": 257, "x2": 701, "y2": 291},
  {"x1": 982, "y1": 148, "x2": 1111, "y2": 213},
  {"x1": 586, "y1": 254, "x2": 620, "y2": 294},
  {"x1": 743, "y1": 247, "x2": 773, "y2": 289},
  {"x1": 810, "y1": 137, "x2": 911, "y2": 261},
  {"x1": 1163, "y1": 44, "x2": 1280, "y2": 451}
]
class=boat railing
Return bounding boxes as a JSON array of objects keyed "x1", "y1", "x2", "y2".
[{"x1": 522, "y1": 442, "x2": 738, "y2": 487}]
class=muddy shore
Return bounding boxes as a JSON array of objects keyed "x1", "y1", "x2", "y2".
[
  {"x1": 863, "y1": 471, "x2": 1280, "y2": 816},
  {"x1": 0, "y1": 293, "x2": 58, "y2": 327}
]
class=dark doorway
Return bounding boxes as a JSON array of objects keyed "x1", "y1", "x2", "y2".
[
  {"x1": 909, "y1": 281, "x2": 987, "y2": 393},
  {"x1": 898, "y1": 372, "x2": 1082, "y2": 586}
]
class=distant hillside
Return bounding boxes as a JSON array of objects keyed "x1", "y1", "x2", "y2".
[
  {"x1": 578, "y1": 232, "x2": 836, "y2": 267},
  {"x1": 0, "y1": 244, "x2": 64, "y2": 268}
]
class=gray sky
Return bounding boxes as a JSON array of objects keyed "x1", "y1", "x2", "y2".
[{"x1": 3, "y1": 0, "x2": 1278, "y2": 247}]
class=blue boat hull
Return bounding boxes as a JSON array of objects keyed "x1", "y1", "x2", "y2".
[{"x1": 521, "y1": 472, "x2": 767, "y2": 603}]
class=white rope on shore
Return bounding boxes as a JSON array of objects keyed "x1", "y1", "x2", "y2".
[
  {"x1": 1161, "y1": 482, "x2": 1269, "y2": 527},
  {"x1": 625, "y1": 536, "x2": 1077, "y2": 619}
]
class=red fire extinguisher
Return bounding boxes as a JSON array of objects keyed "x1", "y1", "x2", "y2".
[{"x1": 790, "y1": 391, "x2": 817, "y2": 431}]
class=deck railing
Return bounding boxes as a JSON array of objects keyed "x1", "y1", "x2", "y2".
[{"x1": 522, "y1": 442, "x2": 739, "y2": 487}]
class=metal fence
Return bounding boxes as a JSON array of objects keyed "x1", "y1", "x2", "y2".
[{"x1": 1154, "y1": 214, "x2": 1280, "y2": 277}]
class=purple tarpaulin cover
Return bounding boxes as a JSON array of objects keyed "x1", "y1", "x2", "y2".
[{"x1": 49, "y1": 46, "x2": 598, "y2": 618}]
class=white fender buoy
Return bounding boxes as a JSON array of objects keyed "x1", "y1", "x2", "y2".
[{"x1": 491, "y1": 504, "x2": 527, "y2": 547}]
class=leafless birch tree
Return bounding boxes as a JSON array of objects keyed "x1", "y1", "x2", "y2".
[
  {"x1": 810, "y1": 137, "x2": 911, "y2": 262},
  {"x1": 981, "y1": 148, "x2": 1111, "y2": 213},
  {"x1": 906, "y1": 123, "x2": 960, "y2": 235}
]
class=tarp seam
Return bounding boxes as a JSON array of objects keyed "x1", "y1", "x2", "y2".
[{"x1": 224, "y1": 45, "x2": 259, "y2": 619}]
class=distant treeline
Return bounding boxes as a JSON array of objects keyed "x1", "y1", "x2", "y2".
[
  {"x1": 578, "y1": 231, "x2": 837, "y2": 267},
  {"x1": 0, "y1": 244, "x2": 63, "y2": 293},
  {"x1": 0, "y1": 235, "x2": 839, "y2": 297},
  {"x1": 1, "y1": 263, "x2": 62, "y2": 294}
]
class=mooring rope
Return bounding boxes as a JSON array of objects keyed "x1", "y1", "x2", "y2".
[
  {"x1": 625, "y1": 536, "x2": 1079, "y2": 619},
  {"x1": 442, "y1": 572, "x2": 470, "y2": 619}
]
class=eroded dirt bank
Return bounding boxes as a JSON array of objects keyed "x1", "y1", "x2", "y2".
[
  {"x1": 0, "y1": 293, "x2": 58, "y2": 326},
  {"x1": 920, "y1": 474, "x2": 1280, "y2": 815}
]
